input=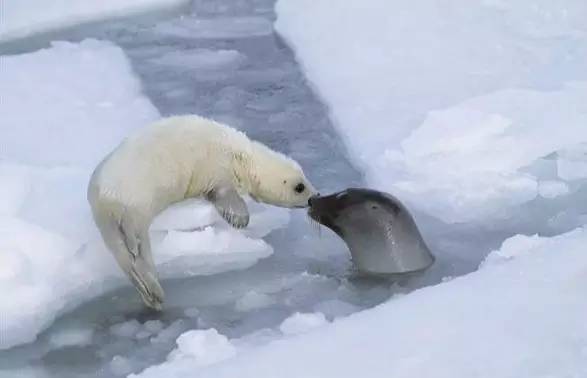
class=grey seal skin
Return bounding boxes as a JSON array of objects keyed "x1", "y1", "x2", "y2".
[{"x1": 308, "y1": 188, "x2": 435, "y2": 276}]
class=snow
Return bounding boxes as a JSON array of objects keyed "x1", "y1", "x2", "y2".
[
  {"x1": 0, "y1": 0, "x2": 190, "y2": 43},
  {"x1": 0, "y1": 39, "x2": 158, "y2": 168},
  {"x1": 382, "y1": 84, "x2": 587, "y2": 222},
  {"x1": 134, "y1": 226, "x2": 587, "y2": 378},
  {"x1": 3, "y1": 0, "x2": 587, "y2": 376},
  {"x1": 0, "y1": 40, "x2": 289, "y2": 350},
  {"x1": 173, "y1": 330, "x2": 236, "y2": 365},
  {"x1": 275, "y1": 0, "x2": 587, "y2": 225},
  {"x1": 108, "y1": 1, "x2": 578, "y2": 377},
  {"x1": 312, "y1": 299, "x2": 360, "y2": 319},
  {"x1": 278, "y1": 312, "x2": 328, "y2": 336},
  {"x1": 131, "y1": 330, "x2": 236, "y2": 377}
]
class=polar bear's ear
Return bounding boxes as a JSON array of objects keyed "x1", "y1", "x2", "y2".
[{"x1": 207, "y1": 187, "x2": 250, "y2": 229}]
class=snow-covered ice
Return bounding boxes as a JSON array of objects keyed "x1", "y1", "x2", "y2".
[
  {"x1": 312, "y1": 299, "x2": 360, "y2": 320},
  {"x1": 0, "y1": 39, "x2": 289, "y2": 350},
  {"x1": 0, "y1": 39, "x2": 158, "y2": 167},
  {"x1": 275, "y1": 0, "x2": 587, "y2": 225},
  {"x1": 131, "y1": 329, "x2": 236, "y2": 377},
  {"x1": 3, "y1": 0, "x2": 587, "y2": 377},
  {"x1": 134, "y1": 226, "x2": 587, "y2": 378},
  {"x1": 278, "y1": 312, "x2": 328, "y2": 336},
  {"x1": 0, "y1": 0, "x2": 190, "y2": 43},
  {"x1": 382, "y1": 84, "x2": 587, "y2": 223}
]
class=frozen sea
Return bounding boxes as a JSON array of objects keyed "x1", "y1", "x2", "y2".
[
  {"x1": 1, "y1": 0, "x2": 586, "y2": 377},
  {"x1": 1, "y1": 1, "x2": 404, "y2": 377}
]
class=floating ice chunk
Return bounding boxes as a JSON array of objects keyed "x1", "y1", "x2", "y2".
[
  {"x1": 152, "y1": 199, "x2": 288, "y2": 277},
  {"x1": 538, "y1": 180, "x2": 570, "y2": 199},
  {"x1": 481, "y1": 234, "x2": 544, "y2": 266},
  {"x1": 234, "y1": 291, "x2": 276, "y2": 312},
  {"x1": 110, "y1": 320, "x2": 142, "y2": 338},
  {"x1": 149, "y1": 49, "x2": 245, "y2": 71},
  {"x1": 279, "y1": 312, "x2": 328, "y2": 336},
  {"x1": 133, "y1": 329, "x2": 236, "y2": 377},
  {"x1": 144, "y1": 320, "x2": 165, "y2": 334},
  {"x1": 151, "y1": 199, "x2": 218, "y2": 232},
  {"x1": 110, "y1": 355, "x2": 134, "y2": 376},
  {"x1": 184, "y1": 307, "x2": 200, "y2": 318},
  {"x1": 151, "y1": 320, "x2": 188, "y2": 344},
  {"x1": 0, "y1": 0, "x2": 190, "y2": 42},
  {"x1": 48, "y1": 326, "x2": 94, "y2": 348},
  {"x1": 155, "y1": 16, "x2": 273, "y2": 39},
  {"x1": 154, "y1": 227, "x2": 273, "y2": 277},
  {"x1": 313, "y1": 299, "x2": 360, "y2": 319},
  {"x1": 136, "y1": 331, "x2": 152, "y2": 340},
  {"x1": 133, "y1": 319, "x2": 166, "y2": 340},
  {"x1": 174, "y1": 329, "x2": 236, "y2": 364}
]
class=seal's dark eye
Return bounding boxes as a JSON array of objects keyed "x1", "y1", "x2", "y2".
[{"x1": 294, "y1": 183, "x2": 305, "y2": 193}]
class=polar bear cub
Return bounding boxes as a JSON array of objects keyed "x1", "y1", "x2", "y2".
[{"x1": 88, "y1": 115, "x2": 316, "y2": 309}]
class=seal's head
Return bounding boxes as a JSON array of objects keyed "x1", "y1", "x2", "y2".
[{"x1": 309, "y1": 188, "x2": 435, "y2": 276}]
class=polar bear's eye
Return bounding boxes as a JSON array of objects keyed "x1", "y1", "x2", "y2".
[{"x1": 294, "y1": 183, "x2": 305, "y2": 193}]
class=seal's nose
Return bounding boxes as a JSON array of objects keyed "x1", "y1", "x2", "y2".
[{"x1": 308, "y1": 194, "x2": 320, "y2": 206}]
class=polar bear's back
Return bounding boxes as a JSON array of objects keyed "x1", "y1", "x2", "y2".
[{"x1": 90, "y1": 115, "x2": 252, "y2": 213}]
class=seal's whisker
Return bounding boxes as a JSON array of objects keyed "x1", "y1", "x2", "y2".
[{"x1": 307, "y1": 213, "x2": 322, "y2": 237}]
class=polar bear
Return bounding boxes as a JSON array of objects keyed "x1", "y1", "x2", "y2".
[{"x1": 88, "y1": 115, "x2": 316, "y2": 310}]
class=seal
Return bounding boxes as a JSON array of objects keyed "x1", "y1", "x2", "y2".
[
  {"x1": 88, "y1": 115, "x2": 316, "y2": 310},
  {"x1": 308, "y1": 188, "x2": 434, "y2": 276}
]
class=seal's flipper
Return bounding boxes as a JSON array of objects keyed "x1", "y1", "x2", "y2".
[
  {"x1": 208, "y1": 187, "x2": 250, "y2": 228},
  {"x1": 114, "y1": 218, "x2": 165, "y2": 310}
]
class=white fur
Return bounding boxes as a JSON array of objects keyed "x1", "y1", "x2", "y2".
[
  {"x1": 87, "y1": 115, "x2": 315, "y2": 309},
  {"x1": 89, "y1": 114, "x2": 316, "y2": 219}
]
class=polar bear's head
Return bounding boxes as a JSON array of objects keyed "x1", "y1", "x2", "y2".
[{"x1": 246, "y1": 142, "x2": 317, "y2": 208}]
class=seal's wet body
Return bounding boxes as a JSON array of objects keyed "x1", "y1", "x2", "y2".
[{"x1": 309, "y1": 188, "x2": 435, "y2": 276}]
